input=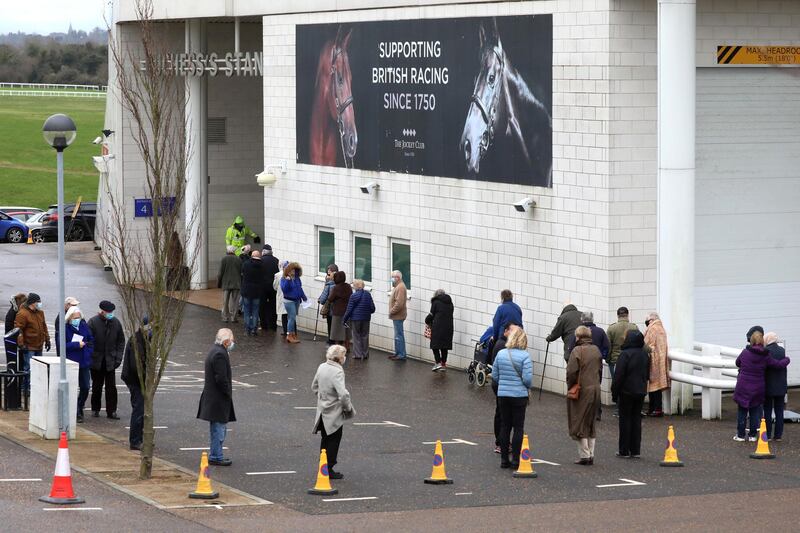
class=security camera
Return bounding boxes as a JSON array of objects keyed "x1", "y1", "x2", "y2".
[
  {"x1": 360, "y1": 181, "x2": 379, "y2": 194},
  {"x1": 513, "y1": 198, "x2": 536, "y2": 212},
  {"x1": 92, "y1": 136, "x2": 103, "y2": 145}
]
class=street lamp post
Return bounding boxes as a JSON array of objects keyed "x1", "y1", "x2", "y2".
[{"x1": 42, "y1": 114, "x2": 77, "y2": 434}]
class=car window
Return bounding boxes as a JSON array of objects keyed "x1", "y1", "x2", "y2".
[{"x1": 0, "y1": 213, "x2": 8, "y2": 221}]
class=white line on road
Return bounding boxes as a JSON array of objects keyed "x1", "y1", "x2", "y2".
[
  {"x1": 532, "y1": 459, "x2": 561, "y2": 466},
  {"x1": 455, "y1": 492, "x2": 473, "y2": 496},
  {"x1": 0, "y1": 478, "x2": 42, "y2": 482},
  {"x1": 246, "y1": 471, "x2": 296, "y2": 476},
  {"x1": 179, "y1": 447, "x2": 229, "y2": 451},
  {"x1": 596, "y1": 478, "x2": 646, "y2": 488},
  {"x1": 353, "y1": 421, "x2": 409, "y2": 428},
  {"x1": 422, "y1": 438, "x2": 477, "y2": 446},
  {"x1": 293, "y1": 407, "x2": 316, "y2": 410},
  {"x1": 43, "y1": 507, "x2": 103, "y2": 512},
  {"x1": 322, "y1": 496, "x2": 378, "y2": 502}
]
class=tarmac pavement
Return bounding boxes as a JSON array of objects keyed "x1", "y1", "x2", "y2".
[{"x1": 3, "y1": 242, "x2": 800, "y2": 529}]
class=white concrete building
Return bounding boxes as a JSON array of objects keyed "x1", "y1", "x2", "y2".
[{"x1": 101, "y1": 0, "x2": 800, "y2": 399}]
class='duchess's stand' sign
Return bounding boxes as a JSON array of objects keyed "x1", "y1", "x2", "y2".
[{"x1": 140, "y1": 51, "x2": 263, "y2": 77}]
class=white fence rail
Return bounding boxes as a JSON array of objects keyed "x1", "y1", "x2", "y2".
[
  {"x1": 0, "y1": 90, "x2": 106, "y2": 99},
  {"x1": 0, "y1": 82, "x2": 107, "y2": 91},
  {"x1": 669, "y1": 343, "x2": 739, "y2": 420}
]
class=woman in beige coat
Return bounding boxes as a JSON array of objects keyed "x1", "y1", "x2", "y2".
[
  {"x1": 566, "y1": 326, "x2": 603, "y2": 465},
  {"x1": 643, "y1": 312, "x2": 670, "y2": 417},
  {"x1": 312, "y1": 345, "x2": 355, "y2": 479}
]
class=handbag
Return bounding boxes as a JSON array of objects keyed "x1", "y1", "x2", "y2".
[
  {"x1": 567, "y1": 364, "x2": 581, "y2": 400},
  {"x1": 320, "y1": 301, "x2": 330, "y2": 318},
  {"x1": 423, "y1": 324, "x2": 432, "y2": 339},
  {"x1": 506, "y1": 350, "x2": 531, "y2": 404}
]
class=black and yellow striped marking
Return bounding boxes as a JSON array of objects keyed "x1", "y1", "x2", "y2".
[{"x1": 717, "y1": 45, "x2": 800, "y2": 65}]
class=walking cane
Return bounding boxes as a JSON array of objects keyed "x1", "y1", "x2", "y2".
[
  {"x1": 538, "y1": 342, "x2": 550, "y2": 400},
  {"x1": 313, "y1": 302, "x2": 321, "y2": 341}
]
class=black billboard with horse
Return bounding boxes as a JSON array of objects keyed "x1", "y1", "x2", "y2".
[{"x1": 296, "y1": 15, "x2": 552, "y2": 188}]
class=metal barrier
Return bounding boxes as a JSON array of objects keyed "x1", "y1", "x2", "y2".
[
  {"x1": 0, "y1": 90, "x2": 106, "y2": 98},
  {"x1": 669, "y1": 343, "x2": 738, "y2": 420},
  {"x1": 0, "y1": 82, "x2": 107, "y2": 91}
]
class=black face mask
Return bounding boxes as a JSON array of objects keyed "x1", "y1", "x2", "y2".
[
  {"x1": 234, "y1": 224, "x2": 243, "y2": 231},
  {"x1": 645, "y1": 319, "x2": 652, "y2": 327}
]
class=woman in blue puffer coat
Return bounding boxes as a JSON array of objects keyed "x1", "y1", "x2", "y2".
[
  {"x1": 56, "y1": 307, "x2": 94, "y2": 423},
  {"x1": 491, "y1": 328, "x2": 532, "y2": 469}
]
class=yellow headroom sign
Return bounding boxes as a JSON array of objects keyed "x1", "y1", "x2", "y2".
[{"x1": 717, "y1": 46, "x2": 800, "y2": 65}]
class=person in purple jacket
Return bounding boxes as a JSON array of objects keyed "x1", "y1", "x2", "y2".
[{"x1": 733, "y1": 330, "x2": 790, "y2": 442}]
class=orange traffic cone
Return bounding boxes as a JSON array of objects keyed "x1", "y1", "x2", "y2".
[
  {"x1": 660, "y1": 425, "x2": 684, "y2": 467},
  {"x1": 424, "y1": 440, "x2": 453, "y2": 485},
  {"x1": 513, "y1": 434, "x2": 538, "y2": 478},
  {"x1": 189, "y1": 451, "x2": 220, "y2": 499},
  {"x1": 26, "y1": 232, "x2": 33, "y2": 245},
  {"x1": 308, "y1": 448, "x2": 338, "y2": 495},
  {"x1": 750, "y1": 418, "x2": 775, "y2": 459},
  {"x1": 39, "y1": 432, "x2": 85, "y2": 504}
]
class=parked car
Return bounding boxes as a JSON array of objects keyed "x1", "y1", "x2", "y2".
[
  {"x1": 0, "y1": 211, "x2": 30, "y2": 243},
  {"x1": 25, "y1": 212, "x2": 47, "y2": 243},
  {"x1": 0, "y1": 206, "x2": 43, "y2": 222},
  {"x1": 39, "y1": 202, "x2": 97, "y2": 242}
]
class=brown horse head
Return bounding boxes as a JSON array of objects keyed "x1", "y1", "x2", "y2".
[
  {"x1": 327, "y1": 27, "x2": 357, "y2": 161},
  {"x1": 460, "y1": 19, "x2": 505, "y2": 176}
]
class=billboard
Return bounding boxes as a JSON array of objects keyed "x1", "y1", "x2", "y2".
[{"x1": 295, "y1": 15, "x2": 553, "y2": 187}]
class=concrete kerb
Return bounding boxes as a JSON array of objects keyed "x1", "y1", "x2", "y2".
[{"x1": 0, "y1": 411, "x2": 271, "y2": 510}]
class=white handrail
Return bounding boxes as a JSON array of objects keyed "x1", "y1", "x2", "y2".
[
  {"x1": 693, "y1": 342, "x2": 739, "y2": 357},
  {"x1": 669, "y1": 371, "x2": 736, "y2": 390},
  {"x1": 669, "y1": 349, "x2": 737, "y2": 369},
  {"x1": 668, "y1": 342, "x2": 740, "y2": 420}
]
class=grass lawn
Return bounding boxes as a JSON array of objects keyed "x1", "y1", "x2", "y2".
[{"x1": 0, "y1": 95, "x2": 105, "y2": 209}]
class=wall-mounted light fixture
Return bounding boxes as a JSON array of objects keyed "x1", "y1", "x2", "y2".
[
  {"x1": 513, "y1": 197, "x2": 536, "y2": 212},
  {"x1": 360, "y1": 181, "x2": 379, "y2": 195},
  {"x1": 256, "y1": 161, "x2": 287, "y2": 186}
]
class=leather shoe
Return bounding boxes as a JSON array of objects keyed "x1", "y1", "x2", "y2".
[
  {"x1": 328, "y1": 469, "x2": 344, "y2": 480},
  {"x1": 107, "y1": 413, "x2": 120, "y2": 420},
  {"x1": 209, "y1": 458, "x2": 232, "y2": 466},
  {"x1": 92, "y1": 411, "x2": 100, "y2": 417},
  {"x1": 130, "y1": 443, "x2": 142, "y2": 451},
  {"x1": 574, "y1": 458, "x2": 591, "y2": 465}
]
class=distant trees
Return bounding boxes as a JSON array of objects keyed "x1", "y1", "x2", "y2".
[{"x1": 0, "y1": 31, "x2": 108, "y2": 85}]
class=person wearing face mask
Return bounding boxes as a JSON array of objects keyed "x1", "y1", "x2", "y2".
[
  {"x1": 87, "y1": 300, "x2": 126, "y2": 419},
  {"x1": 56, "y1": 307, "x2": 94, "y2": 423},
  {"x1": 122, "y1": 316, "x2": 150, "y2": 450},
  {"x1": 387, "y1": 270, "x2": 408, "y2": 361},
  {"x1": 14, "y1": 292, "x2": 51, "y2": 397},
  {"x1": 312, "y1": 344, "x2": 355, "y2": 480},
  {"x1": 225, "y1": 215, "x2": 260, "y2": 256},
  {"x1": 197, "y1": 328, "x2": 237, "y2": 466}
]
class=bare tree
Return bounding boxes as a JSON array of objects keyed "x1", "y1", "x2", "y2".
[{"x1": 103, "y1": 0, "x2": 199, "y2": 479}]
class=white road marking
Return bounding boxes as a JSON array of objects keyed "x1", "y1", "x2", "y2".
[
  {"x1": 246, "y1": 471, "x2": 296, "y2": 476},
  {"x1": 266, "y1": 391, "x2": 292, "y2": 396},
  {"x1": 43, "y1": 507, "x2": 103, "y2": 511},
  {"x1": 353, "y1": 421, "x2": 409, "y2": 428},
  {"x1": 596, "y1": 478, "x2": 646, "y2": 488},
  {"x1": 532, "y1": 459, "x2": 561, "y2": 466},
  {"x1": 322, "y1": 496, "x2": 377, "y2": 502},
  {"x1": 455, "y1": 492, "x2": 473, "y2": 496},
  {"x1": 293, "y1": 407, "x2": 316, "y2": 410},
  {"x1": 0, "y1": 478, "x2": 42, "y2": 482},
  {"x1": 422, "y1": 438, "x2": 477, "y2": 446},
  {"x1": 179, "y1": 447, "x2": 229, "y2": 451}
]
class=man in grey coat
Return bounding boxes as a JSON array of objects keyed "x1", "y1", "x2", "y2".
[
  {"x1": 312, "y1": 344, "x2": 355, "y2": 479},
  {"x1": 218, "y1": 246, "x2": 242, "y2": 323},
  {"x1": 197, "y1": 328, "x2": 236, "y2": 466}
]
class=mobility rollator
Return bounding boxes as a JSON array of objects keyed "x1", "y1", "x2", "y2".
[{"x1": 466, "y1": 327, "x2": 494, "y2": 387}]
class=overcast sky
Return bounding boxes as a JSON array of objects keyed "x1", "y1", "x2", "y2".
[{"x1": 0, "y1": 0, "x2": 109, "y2": 34}]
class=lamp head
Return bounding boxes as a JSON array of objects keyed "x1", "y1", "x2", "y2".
[{"x1": 43, "y1": 114, "x2": 77, "y2": 151}]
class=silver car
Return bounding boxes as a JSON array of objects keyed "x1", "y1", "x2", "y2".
[{"x1": 25, "y1": 212, "x2": 47, "y2": 243}]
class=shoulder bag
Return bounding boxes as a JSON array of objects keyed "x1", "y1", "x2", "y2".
[
  {"x1": 506, "y1": 349, "x2": 531, "y2": 404},
  {"x1": 567, "y1": 353, "x2": 581, "y2": 400}
]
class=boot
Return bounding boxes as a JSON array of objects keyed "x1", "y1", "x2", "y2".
[{"x1": 287, "y1": 333, "x2": 300, "y2": 344}]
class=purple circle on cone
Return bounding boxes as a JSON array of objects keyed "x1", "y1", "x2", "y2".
[
  {"x1": 521, "y1": 449, "x2": 531, "y2": 460},
  {"x1": 761, "y1": 432, "x2": 768, "y2": 443},
  {"x1": 203, "y1": 467, "x2": 209, "y2": 478},
  {"x1": 321, "y1": 464, "x2": 329, "y2": 476},
  {"x1": 433, "y1": 454, "x2": 443, "y2": 466}
]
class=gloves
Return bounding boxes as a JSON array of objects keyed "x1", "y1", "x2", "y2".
[
  {"x1": 253, "y1": 236, "x2": 261, "y2": 244},
  {"x1": 45, "y1": 340, "x2": 52, "y2": 352}
]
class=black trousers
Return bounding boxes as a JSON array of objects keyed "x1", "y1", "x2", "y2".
[
  {"x1": 618, "y1": 393, "x2": 645, "y2": 455},
  {"x1": 281, "y1": 314, "x2": 288, "y2": 335},
  {"x1": 128, "y1": 385, "x2": 144, "y2": 446},
  {"x1": 326, "y1": 315, "x2": 333, "y2": 343},
  {"x1": 433, "y1": 349, "x2": 448, "y2": 364},
  {"x1": 493, "y1": 389, "x2": 501, "y2": 446},
  {"x1": 316, "y1": 419, "x2": 343, "y2": 468},
  {"x1": 498, "y1": 396, "x2": 527, "y2": 464},
  {"x1": 648, "y1": 390, "x2": 663, "y2": 413},
  {"x1": 260, "y1": 289, "x2": 278, "y2": 330},
  {"x1": 91, "y1": 367, "x2": 117, "y2": 414}
]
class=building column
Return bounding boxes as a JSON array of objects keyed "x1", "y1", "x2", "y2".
[
  {"x1": 185, "y1": 20, "x2": 208, "y2": 289},
  {"x1": 658, "y1": 0, "x2": 695, "y2": 414}
]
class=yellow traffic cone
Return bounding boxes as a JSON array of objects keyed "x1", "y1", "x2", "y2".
[
  {"x1": 660, "y1": 425, "x2": 684, "y2": 467},
  {"x1": 424, "y1": 440, "x2": 453, "y2": 485},
  {"x1": 513, "y1": 434, "x2": 538, "y2": 478},
  {"x1": 308, "y1": 449, "x2": 338, "y2": 495},
  {"x1": 750, "y1": 418, "x2": 775, "y2": 459},
  {"x1": 189, "y1": 451, "x2": 220, "y2": 499},
  {"x1": 26, "y1": 232, "x2": 33, "y2": 245}
]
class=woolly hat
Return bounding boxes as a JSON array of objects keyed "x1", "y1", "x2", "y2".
[{"x1": 746, "y1": 325, "x2": 764, "y2": 342}]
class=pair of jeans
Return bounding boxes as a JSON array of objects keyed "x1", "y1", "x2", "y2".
[
  {"x1": 737, "y1": 404, "x2": 763, "y2": 439},
  {"x1": 607, "y1": 362, "x2": 616, "y2": 379},
  {"x1": 764, "y1": 395, "x2": 785, "y2": 439},
  {"x1": 242, "y1": 297, "x2": 260, "y2": 333},
  {"x1": 316, "y1": 419, "x2": 343, "y2": 469},
  {"x1": 392, "y1": 319, "x2": 406, "y2": 359},
  {"x1": 21, "y1": 350, "x2": 42, "y2": 393},
  {"x1": 617, "y1": 393, "x2": 644, "y2": 455},
  {"x1": 128, "y1": 385, "x2": 144, "y2": 447},
  {"x1": 209, "y1": 421, "x2": 227, "y2": 461},
  {"x1": 77, "y1": 367, "x2": 91, "y2": 412},
  {"x1": 91, "y1": 366, "x2": 118, "y2": 414},
  {"x1": 498, "y1": 396, "x2": 527, "y2": 465},
  {"x1": 433, "y1": 349, "x2": 448, "y2": 364},
  {"x1": 221, "y1": 289, "x2": 240, "y2": 322},
  {"x1": 285, "y1": 300, "x2": 300, "y2": 333}
]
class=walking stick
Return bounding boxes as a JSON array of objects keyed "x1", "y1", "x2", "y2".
[
  {"x1": 313, "y1": 302, "x2": 320, "y2": 341},
  {"x1": 538, "y1": 342, "x2": 550, "y2": 400}
]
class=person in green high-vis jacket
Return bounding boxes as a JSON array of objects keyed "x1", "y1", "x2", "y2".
[{"x1": 225, "y1": 216, "x2": 259, "y2": 256}]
